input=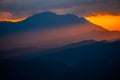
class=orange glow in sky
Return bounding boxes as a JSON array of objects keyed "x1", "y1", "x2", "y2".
[
  {"x1": 85, "y1": 14, "x2": 120, "y2": 31},
  {"x1": 0, "y1": 12, "x2": 25, "y2": 22},
  {"x1": 0, "y1": 18, "x2": 25, "y2": 22}
]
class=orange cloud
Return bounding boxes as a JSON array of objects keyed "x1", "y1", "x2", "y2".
[
  {"x1": 0, "y1": 12, "x2": 25, "y2": 22},
  {"x1": 85, "y1": 14, "x2": 120, "y2": 31}
]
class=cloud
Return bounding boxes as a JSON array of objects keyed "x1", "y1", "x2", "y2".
[{"x1": 0, "y1": 0, "x2": 120, "y2": 19}]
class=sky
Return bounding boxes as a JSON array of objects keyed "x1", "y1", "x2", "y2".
[{"x1": 0, "y1": 0, "x2": 120, "y2": 31}]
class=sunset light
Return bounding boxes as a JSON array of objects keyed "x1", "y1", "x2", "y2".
[
  {"x1": 0, "y1": 12, "x2": 25, "y2": 22},
  {"x1": 85, "y1": 14, "x2": 120, "y2": 31},
  {"x1": 0, "y1": 18, "x2": 25, "y2": 22}
]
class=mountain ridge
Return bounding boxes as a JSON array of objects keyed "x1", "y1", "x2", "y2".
[
  {"x1": 0, "y1": 11, "x2": 120, "y2": 53},
  {"x1": 0, "y1": 11, "x2": 107, "y2": 27}
]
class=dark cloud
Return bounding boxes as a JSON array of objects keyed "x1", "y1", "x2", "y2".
[{"x1": 0, "y1": 0, "x2": 120, "y2": 19}]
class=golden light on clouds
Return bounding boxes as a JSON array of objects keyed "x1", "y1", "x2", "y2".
[
  {"x1": 85, "y1": 14, "x2": 120, "y2": 31},
  {"x1": 0, "y1": 19, "x2": 25, "y2": 22},
  {"x1": 0, "y1": 12, "x2": 25, "y2": 22},
  {"x1": 0, "y1": 18, "x2": 25, "y2": 22}
]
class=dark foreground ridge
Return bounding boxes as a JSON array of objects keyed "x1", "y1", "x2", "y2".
[{"x1": 1, "y1": 40, "x2": 120, "y2": 80}]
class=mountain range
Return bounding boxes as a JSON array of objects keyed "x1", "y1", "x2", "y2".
[{"x1": 0, "y1": 11, "x2": 120, "y2": 57}]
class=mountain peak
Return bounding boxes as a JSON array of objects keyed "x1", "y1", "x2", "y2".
[
  {"x1": 21, "y1": 11, "x2": 81, "y2": 27},
  {"x1": 25, "y1": 11, "x2": 57, "y2": 21},
  {"x1": 41, "y1": 11, "x2": 57, "y2": 15},
  {"x1": 34, "y1": 11, "x2": 57, "y2": 17}
]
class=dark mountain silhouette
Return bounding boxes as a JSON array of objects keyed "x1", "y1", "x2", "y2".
[
  {"x1": 21, "y1": 11, "x2": 81, "y2": 27},
  {"x1": 1, "y1": 40, "x2": 120, "y2": 80},
  {"x1": 0, "y1": 11, "x2": 106, "y2": 36}
]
